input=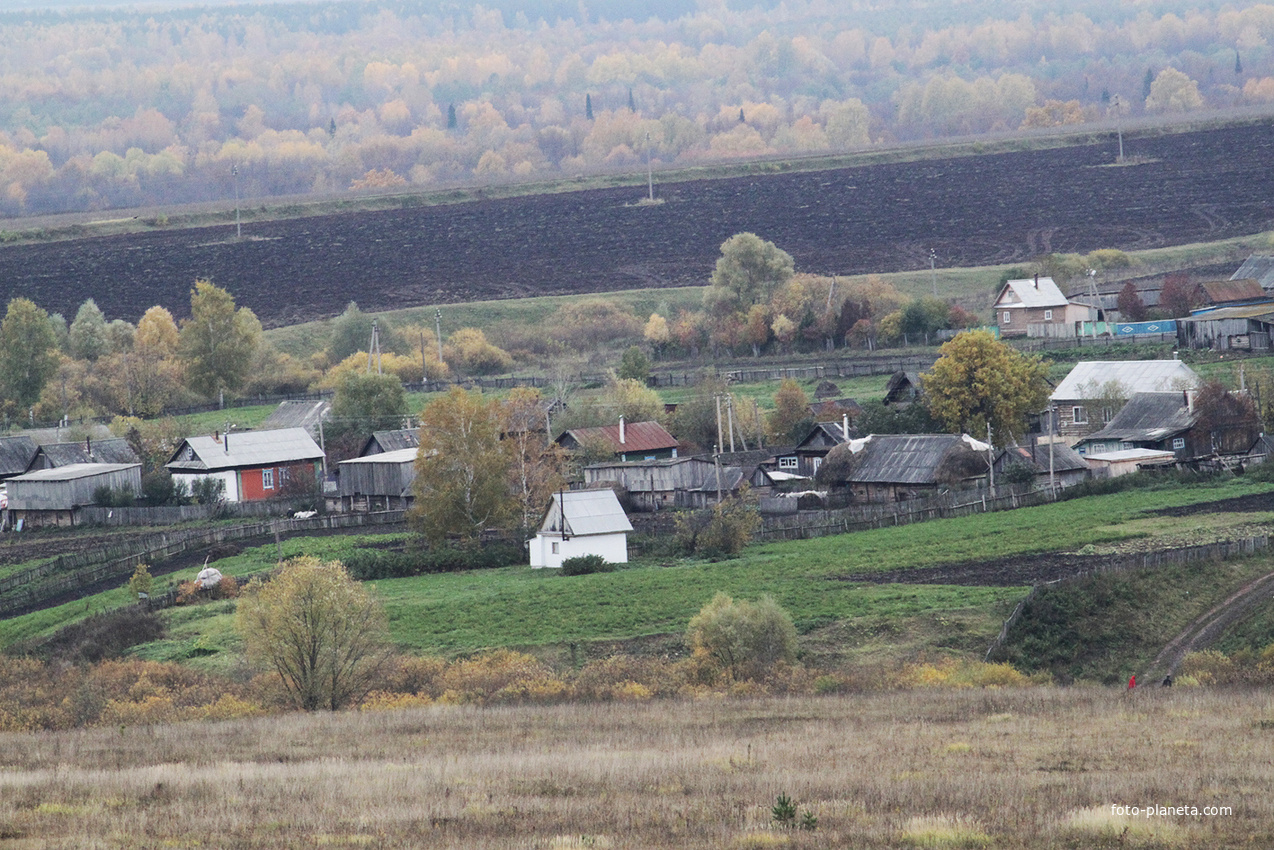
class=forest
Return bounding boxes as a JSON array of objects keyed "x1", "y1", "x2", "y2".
[{"x1": 0, "y1": 0, "x2": 1271, "y2": 215}]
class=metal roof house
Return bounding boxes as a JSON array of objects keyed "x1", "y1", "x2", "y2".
[
  {"x1": 556, "y1": 418, "x2": 679, "y2": 462},
  {"x1": 793, "y1": 419, "x2": 853, "y2": 477},
  {"x1": 166, "y1": 427, "x2": 324, "y2": 503},
  {"x1": 818, "y1": 433, "x2": 991, "y2": 503},
  {"x1": 27, "y1": 438, "x2": 140, "y2": 471},
  {"x1": 1075, "y1": 390, "x2": 1260, "y2": 461},
  {"x1": 1049, "y1": 360, "x2": 1199, "y2": 440},
  {"x1": 994, "y1": 442, "x2": 1090, "y2": 490},
  {"x1": 360, "y1": 428, "x2": 420, "y2": 456},
  {"x1": 530, "y1": 488, "x2": 633, "y2": 569},
  {"x1": 7, "y1": 463, "x2": 141, "y2": 528},
  {"x1": 335, "y1": 447, "x2": 417, "y2": 512},
  {"x1": 993, "y1": 275, "x2": 1095, "y2": 338}
]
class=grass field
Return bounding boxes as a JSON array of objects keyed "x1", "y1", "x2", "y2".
[{"x1": 0, "y1": 686, "x2": 1268, "y2": 848}]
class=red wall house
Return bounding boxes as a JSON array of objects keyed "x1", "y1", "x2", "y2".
[{"x1": 166, "y1": 428, "x2": 325, "y2": 503}]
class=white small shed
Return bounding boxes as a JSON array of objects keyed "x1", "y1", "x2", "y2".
[
  {"x1": 530, "y1": 489, "x2": 633, "y2": 569},
  {"x1": 1083, "y1": 448, "x2": 1177, "y2": 479}
]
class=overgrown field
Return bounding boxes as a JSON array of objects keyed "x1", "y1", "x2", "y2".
[{"x1": 0, "y1": 687, "x2": 1268, "y2": 849}]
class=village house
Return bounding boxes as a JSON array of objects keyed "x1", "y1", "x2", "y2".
[
  {"x1": 0, "y1": 435, "x2": 36, "y2": 482},
  {"x1": 529, "y1": 488, "x2": 632, "y2": 569},
  {"x1": 166, "y1": 427, "x2": 324, "y2": 503},
  {"x1": 555, "y1": 418, "x2": 679, "y2": 462},
  {"x1": 334, "y1": 447, "x2": 417, "y2": 513},
  {"x1": 1176, "y1": 280, "x2": 1274, "y2": 351},
  {"x1": 1230, "y1": 254, "x2": 1274, "y2": 291},
  {"x1": 1074, "y1": 390, "x2": 1261, "y2": 461},
  {"x1": 1049, "y1": 359, "x2": 1199, "y2": 441},
  {"x1": 817, "y1": 433, "x2": 991, "y2": 503},
  {"x1": 993, "y1": 275, "x2": 1095, "y2": 338},
  {"x1": 993, "y1": 441, "x2": 1091, "y2": 490},
  {"x1": 791, "y1": 418, "x2": 853, "y2": 477},
  {"x1": 882, "y1": 370, "x2": 923, "y2": 406},
  {"x1": 6, "y1": 462, "x2": 142, "y2": 528},
  {"x1": 26, "y1": 438, "x2": 139, "y2": 471}
]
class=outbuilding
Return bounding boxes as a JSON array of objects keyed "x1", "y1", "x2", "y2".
[
  {"x1": 6, "y1": 462, "x2": 142, "y2": 528},
  {"x1": 335, "y1": 447, "x2": 417, "y2": 512},
  {"x1": 529, "y1": 489, "x2": 632, "y2": 569}
]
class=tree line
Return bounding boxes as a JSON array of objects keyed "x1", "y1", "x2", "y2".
[{"x1": 0, "y1": 0, "x2": 1269, "y2": 215}]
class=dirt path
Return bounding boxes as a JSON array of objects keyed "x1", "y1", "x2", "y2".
[{"x1": 1143, "y1": 570, "x2": 1274, "y2": 681}]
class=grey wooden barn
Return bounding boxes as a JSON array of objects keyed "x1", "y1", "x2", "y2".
[
  {"x1": 335, "y1": 447, "x2": 417, "y2": 512},
  {"x1": 7, "y1": 462, "x2": 142, "y2": 528}
]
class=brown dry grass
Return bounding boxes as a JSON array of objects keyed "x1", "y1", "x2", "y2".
[{"x1": 0, "y1": 687, "x2": 1270, "y2": 849}]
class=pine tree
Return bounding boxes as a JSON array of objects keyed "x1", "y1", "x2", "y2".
[
  {"x1": 1143, "y1": 67, "x2": 1155, "y2": 99},
  {"x1": 628, "y1": 87, "x2": 636, "y2": 112},
  {"x1": 585, "y1": 93, "x2": 593, "y2": 120},
  {"x1": 447, "y1": 103, "x2": 457, "y2": 129},
  {"x1": 327, "y1": 117, "x2": 336, "y2": 137},
  {"x1": 1236, "y1": 50, "x2": 1243, "y2": 75}
]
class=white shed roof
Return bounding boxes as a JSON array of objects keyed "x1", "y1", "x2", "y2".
[
  {"x1": 1051, "y1": 360, "x2": 1198, "y2": 401},
  {"x1": 995, "y1": 277, "x2": 1069, "y2": 308},
  {"x1": 337, "y1": 447, "x2": 419, "y2": 467},
  {"x1": 167, "y1": 427, "x2": 324, "y2": 472},
  {"x1": 540, "y1": 489, "x2": 633, "y2": 537},
  {"x1": 1084, "y1": 448, "x2": 1177, "y2": 463},
  {"x1": 9, "y1": 462, "x2": 140, "y2": 482}
]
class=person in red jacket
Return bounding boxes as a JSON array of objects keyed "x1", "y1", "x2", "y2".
[{"x1": 1127, "y1": 674, "x2": 1136, "y2": 690}]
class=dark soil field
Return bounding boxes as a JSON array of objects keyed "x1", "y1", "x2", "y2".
[{"x1": 5, "y1": 121, "x2": 1274, "y2": 327}]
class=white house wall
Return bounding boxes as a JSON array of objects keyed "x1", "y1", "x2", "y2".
[
  {"x1": 172, "y1": 470, "x2": 240, "y2": 502},
  {"x1": 530, "y1": 531, "x2": 629, "y2": 568}
]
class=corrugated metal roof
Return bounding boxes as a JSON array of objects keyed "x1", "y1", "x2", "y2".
[
  {"x1": 1051, "y1": 361, "x2": 1198, "y2": 400},
  {"x1": 846, "y1": 434, "x2": 988, "y2": 485},
  {"x1": 1231, "y1": 254, "x2": 1274, "y2": 288},
  {"x1": 1203, "y1": 279, "x2": 1265, "y2": 304},
  {"x1": 561, "y1": 421, "x2": 679, "y2": 455},
  {"x1": 541, "y1": 489, "x2": 633, "y2": 536},
  {"x1": 10, "y1": 462, "x2": 140, "y2": 482},
  {"x1": 1084, "y1": 448, "x2": 1176, "y2": 463},
  {"x1": 1179, "y1": 303, "x2": 1274, "y2": 322},
  {"x1": 995, "y1": 277, "x2": 1069, "y2": 308},
  {"x1": 1077, "y1": 392, "x2": 1194, "y2": 443},
  {"x1": 167, "y1": 427, "x2": 324, "y2": 472},
  {"x1": 998, "y1": 442, "x2": 1089, "y2": 473},
  {"x1": 338, "y1": 447, "x2": 418, "y2": 466},
  {"x1": 0, "y1": 435, "x2": 36, "y2": 476}
]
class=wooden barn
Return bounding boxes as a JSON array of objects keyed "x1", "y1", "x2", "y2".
[
  {"x1": 993, "y1": 442, "x2": 1091, "y2": 490},
  {"x1": 334, "y1": 447, "x2": 417, "y2": 512},
  {"x1": 817, "y1": 434, "x2": 990, "y2": 502},
  {"x1": 7, "y1": 463, "x2": 141, "y2": 528},
  {"x1": 360, "y1": 428, "x2": 420, "y2": 456},
  {"x1": 27, "y1": 438, "x2": 139, "y2": 471}
]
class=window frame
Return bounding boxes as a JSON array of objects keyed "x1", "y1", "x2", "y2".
[
  {"x1": 262, "y1": 468, "x2": 274, "y2": 490},
  {"x1": 1072, "y1": 406, "x2": 1088, "y2": 425}
]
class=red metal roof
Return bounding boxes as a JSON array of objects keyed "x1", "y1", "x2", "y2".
[{"x1": 565, "y1": 421, "x2": 679, "y2": 454}]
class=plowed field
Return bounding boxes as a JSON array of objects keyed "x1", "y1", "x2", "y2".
[{"x1": 5, "y1": 121, "x2": 1273, "y2": 327}]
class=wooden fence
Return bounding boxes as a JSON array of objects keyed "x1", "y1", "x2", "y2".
[{"x1": 0, "y1": 511, "x2": 406, "y2": 616}]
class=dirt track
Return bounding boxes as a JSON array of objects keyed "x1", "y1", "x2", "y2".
[{"x1": 3, "y1": 121, "x2": 1274, "y2": 326}]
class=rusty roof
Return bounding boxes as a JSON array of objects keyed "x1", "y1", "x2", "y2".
[
  {"x1": 1203, "y1": 278, "x2": 1266, "y2": 305},
  {"x1": 560, "y1": 420, "x2": 679, "y2": 455}
]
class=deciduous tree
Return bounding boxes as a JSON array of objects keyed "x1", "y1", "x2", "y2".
[
  {"x1": 503, "y1": 387, "x2": 566, "y2": 533},
  {"x1": 685, "y1": 591, "x2": 796, "y2": 680},
  {"x1": 236, "y1": 556, "x2": 392, "y2": 711},
  {"x1": 768, "y1": 378, "x2": 811, "y2": 443},
  {"x1": 0, "y1": 297, "x2": 59, "y2": 415},
  {"x1": 411, "y1": 387, "x2": 513, "y2": 546},
  {"x1": 921, "y1": 330, "x2": 1049, "y2": 442},
  {"x1": 704, "y1": 233, "x2": 795, "y2": 314},
  {"x1": 177, "y1": 280, "x2": 262, "y2": 400}
]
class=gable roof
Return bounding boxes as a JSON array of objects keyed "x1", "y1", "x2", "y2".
[
  {"x1": 1203, "y1": 278, "x2": 1267, "y2": 305},
  {"x1": 167, "y1": 427, "x2": 324, "y2": 472},
  {"x1": 260, "y1": 399, "x2": 331, "y2": 437},
  {"x1": 1231, "y1": 254, "x2": 1274, "y2": 289},
  {"x1": 994, "y1": 276, "x2": 1069, "y2": 309},
  {"x1": 558, "y1": 420, "x2": 678, "y2": 455},
  {"x1": 796, "y1": 421, "x2": 851, "y2": 450},
  {"x1": 883, "y1": 370, "x2": 922, "y2": 404},
  {"x1": 0, "y1": 435, "x2": 37, "y2": 477},
  {"x1": 32, "y1": 438, "x2": 140, "y2": 469},
  {"x1": 840, "y1": 433, "x2": 989, "y2": 485},
  {"x1": 996, "y1": 442, "x2": 1089, "y2": 474},
  {"x1": 361, "y1": 428, "x2": 420, "y2": 456},
  {"x1": 10, "y1": 462, "x2": 140, "y2": 483},
  {"x1": 1050, "y1": 360, "x2": 1198, "y2": 401},
  {"x1": 538, "y1": 489, "x2": 633, "y2": 537},
  {"x1": 1077, "y1": 392, "x2": 1195, "y2": 444}
]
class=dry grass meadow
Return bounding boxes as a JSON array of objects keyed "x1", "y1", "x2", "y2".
[{"x1": 1, "y1": 686, "x2": 1270, "y2": 849}]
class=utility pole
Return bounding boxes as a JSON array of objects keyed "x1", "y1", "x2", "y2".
[
  {"x1": 1047, "y1": 406, "x2": 1055, "y2": 496},
  {"x1": 1113, "y1": 95, "x2": 1124, "y2": 163},
  {"x1": 434, "y1": 307, "x2": 444, "y2": 365},
  {"x1": 726, "y1": 395, "x2": 736, "y2": 453},
  {"x1": 715, "y1": 395, "x2": 724, "y2": 456},
  {"x1": 367, "y1": 320, "x2": 382, "y2": 374},
  {"x1": 930, "y1": 248, "x2": 937, "y2": 298},
  {"x1": 232, "y1": 164, "x2": 241, "y2": 240},
  {"x1": 420, "y1": 331, "x2": 428, "y2": 386},
  {"x1": 645, "y1": 131, "x2": 654, "y2": 202}
]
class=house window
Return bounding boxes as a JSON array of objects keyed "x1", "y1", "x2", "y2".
[
  {"x1": 551, "y1": 542, "x2": 560, "y2": 554},
  {"x1": 1072, "y1": 406, "x2": 1088, "y2": 424},
  {"x1": 1002, "y1": 311, "x2": 1011, "y2": 324},
  {"x1": 1102, "y1": 407, "x2": 1114, "y2": 423},
  {"x1": 778, "y1": 456, "x2": 798, "y2": 469},
  {"x1": 1172, "y1": 437, "x2": 1186, "y2": 450},
  {"x1": 262, "y1": 468, "x2": 274, "y2": 490},
  {"x1": 1044, "y1": 309, "x2": 1053, "y2": 321}
]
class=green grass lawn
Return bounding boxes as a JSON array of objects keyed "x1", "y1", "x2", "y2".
[{"x1": 4, "y1": 477, "x2": 1269, "y2": 664}]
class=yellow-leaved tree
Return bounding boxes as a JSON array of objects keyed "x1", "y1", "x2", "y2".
[{"x1": 921, "y1": 330, "x2": 1049, "y2": 443}]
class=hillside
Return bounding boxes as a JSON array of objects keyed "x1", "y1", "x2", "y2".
[{"x1": 5, "y1": 119, "x2": 1274, "y2": 326}]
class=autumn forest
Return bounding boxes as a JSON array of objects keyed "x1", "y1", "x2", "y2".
[{"x1": 0, "y1": 0, "x2": 1272, "y2": 216}]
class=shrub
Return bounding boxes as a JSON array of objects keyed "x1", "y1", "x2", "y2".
[
  {"x1": 19, "y1": 607, "x2": 164, "y2": 665},
  {"x1": 686, "y1": 592, "x2": 798, "y2": 681},
  {"x1": 560, "y1": 554, "x2": 614, "y2": 576},
  {"x1": 675, "y1": 493, "x2": 761, "y2": 559},
  {"x1": 341, "y1": 543, "x2": 522, "y2": 580},
  {"x1": 91, "y1": 485, "x2": 135, "y2": 507},
  {"x1": 189, "y1": 476, "x2": 226, "y2": 505}
]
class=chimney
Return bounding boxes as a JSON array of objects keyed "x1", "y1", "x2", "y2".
[
  {"x1": 1033, "y1": 273, "x2": 1039, "y2": 288},
  {"x1": 619, "y1": 415, "x2": 626, "y2": 445},
  {"x1": 1184, "y1": 389, "x2": 1195, "y2": 413},
  {"x1": 85, "y1": 436, "x2": 91, "y2": 459},
  {"x1": 214, "y1": 430, "x2": 220, "y2": 443},
  {"x1": 224, "y1": 432, "x2": 230, "y2": 453},
  {"x1": 842, "y1": 412, "x2": 849, "y2": 440}
]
